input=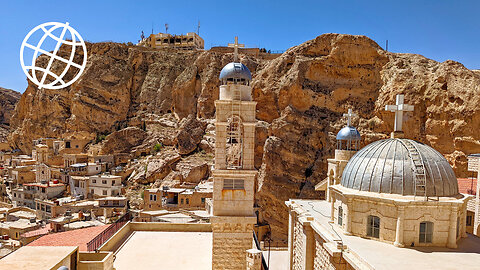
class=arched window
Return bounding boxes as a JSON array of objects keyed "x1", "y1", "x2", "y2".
[
  {"x1": 367, "y1": 215, "x2": 380, "y2": 238},
  {"x1": 226, "y1": 115, "x2": 243, "y2": 169},
  {"x1": 338, "y1": 206, "x2": 343, "y2": 226},
  {"x1": 419, "y1": 221, "x2": 433, "y2": 243}
]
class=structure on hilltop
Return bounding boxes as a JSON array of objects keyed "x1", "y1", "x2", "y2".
[{"x1": 137, "y1": 32, "x2": 204, "y2": 50}]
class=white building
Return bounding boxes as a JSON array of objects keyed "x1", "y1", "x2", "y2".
[{"x1": 89, "y1": 174, "x2": 122, "y2": 197}]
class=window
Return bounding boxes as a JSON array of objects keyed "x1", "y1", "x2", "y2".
[
  {"x1": 186, "y1": 198, "x2": 189, "y2": 205},
  {"x1": 92, "y1": 179, "x2": 96, "y2": 184},
  {"x1": 201, "y1": 198, "x2": 205, "y2": 203},
  {"x1": 113, "y1": 200, "x2": 119, "y2": 206},
  {"x1": 102, "y1": 180, "x2": 107, "y2": 185},
  {"x1": 150, "y1": 194, "x2": 157, "y2": 201},
  {"x1": 338, "y1": 206, "x2": 343, "y2": 226},
  {"x1": 226, "y1": 116, "x2": 243, "y2": 169},
  {"x1": 181, "y1": 198, "x2": 184, "y2": 204},
  {"x1": 66, "y1": 142, "x2": 71, "y2": 148},
  {"x1": 367, "y1": 215, "x2": 380, "y2": 238},
  {"x1": 112, "y1": 180, "x2": 115, "y2": 186},
  {"x1": 419, "y1": 221, "x2": 433, "y2": 243},
  {"x1": 467, "y1": 215, "x2": 473, "y2": 226},
  {"x1": 103, "y1": 190, "x2": 107, "y2": 195},
  {"x1": 223, "y1": 179, "x2": 245, "y2": 190}
]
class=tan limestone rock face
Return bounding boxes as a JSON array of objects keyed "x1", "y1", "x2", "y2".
[
  {"x1": 128, "y1": 147, "x2": 181, "y2": 184},
  {"x1": 174, "y1": 114, "x2": 207, "y2": 155},
  {"x1": 174, "y1": 156, "x2": 210, "y2": 184},
  {"x1": 100, "y1": 127, "x2": 147, "y2": 155},
  {"x1": 0, "y1": 87, "x2": 21, "y2": 143},
  {"x1": 8, "y1": 34, "x2": 480, "y2": 241}
]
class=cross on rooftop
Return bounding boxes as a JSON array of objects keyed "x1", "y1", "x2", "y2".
[
  {"x1": 343, "y1": 108, "x2": 357, "y2": 127},
  {"x1": 228, "y1": 36, "x2": 245, "y2": 62},
  {"x1": 385, "y1": 94, "x2": 414, "y2": 132}
]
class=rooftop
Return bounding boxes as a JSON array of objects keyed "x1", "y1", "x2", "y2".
[
  {"x1": 113, "y1": 231, "x2": 212, "y2": 270},
  {"x1": 290, "y1": 199, "x2": 480, "y2": 270},
  {"x1": 28, "y1": 224, "x2": 109, "y2": 251},
  {"x1": 457, "y1": 178, "x2": 477, "y2": 195},
  {"x1": 0, "y1": 246, "x2": 77, "y2": 270}
]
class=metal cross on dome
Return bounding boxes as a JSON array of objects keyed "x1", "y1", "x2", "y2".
[
  {"x1": 385, "y1": 94, "x2": 414, "y2": 132},
  {"x1": 228, "y1": 36, "x2": 245, "y2": 62},
  {"x1": 343, "y1": 108, "x2": 357, "y2": 127}
]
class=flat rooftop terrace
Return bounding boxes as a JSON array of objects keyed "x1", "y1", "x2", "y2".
[
  {"x1": 291, "y1": 199, "x2": 480, "y2": 270},
  {"x1": 114, "y1": 231, "x2": 212, "y2": 270}
]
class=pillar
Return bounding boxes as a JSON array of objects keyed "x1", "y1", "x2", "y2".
[
  {"x1": 461, "y1": 206, "x2": 467, "y2": 238},
  {"x1": 330, "y1": 195, "x2": 335, "y2": 223},
  {"x1": 287, "y1": 205, "x2": 295, "y2": 269},
  {"x1": 303, "y1": 217, "x2": 315, "y2": 270},
  {"x1": 447, "y1": 206, "x2": 458, "y2": 249},
  {"x1": 344, "y1": 198, "x2": 353, "y2": 235},
  {"x1": 394, "y1": 206, "x2": 405, "y2": 247},
  {"x1": 246, "y1": 249, "x2": 262, "y2": 270}
]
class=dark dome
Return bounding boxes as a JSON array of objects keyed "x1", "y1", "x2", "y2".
[
  {"x1": 219, "y1": 62, "x2": 252, "y2": 81},
  {"x1": 340, "y1": 138, "x2": 459, "y2": 197},
  {"x1": 336, "y1": 126, "x2": 361, "y2": 141}
]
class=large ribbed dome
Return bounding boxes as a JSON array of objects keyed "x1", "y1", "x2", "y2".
[{"x1": 340, "y1": 138, "x2": 459, "y2": 197}]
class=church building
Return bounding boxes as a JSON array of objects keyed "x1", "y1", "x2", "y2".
[{"x1": 286, "y1": 95, "x2": 480, "y2": 269}]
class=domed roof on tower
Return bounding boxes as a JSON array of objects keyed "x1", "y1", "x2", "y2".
[
  {"x1": 336, "y1": 109, "x2": 361, "y2": 151},
  {"x1": 219, "y1": 36, "x2": 251, "y2": 84},
  {"x1": 219, "y1": 62, "x2": 252, "y2": 81}
]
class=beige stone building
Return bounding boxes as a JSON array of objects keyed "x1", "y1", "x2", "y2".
[
  {"x1": 467, "y1": 153, "x2": 480, "y2": 235},
  {"x1": 286, "y1": 96, "x2": 479, "y2": 270},
  {"x1": 138, "y1": 32, "x2": 204, "y2": 50}
]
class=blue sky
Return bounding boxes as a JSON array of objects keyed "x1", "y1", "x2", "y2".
[{"x1": 1, "y1": 0, "x2": 479, "y2": 92}]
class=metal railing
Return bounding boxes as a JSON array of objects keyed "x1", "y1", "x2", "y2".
[
  {"x1": 86, "y1": 212, "x2": 132, "y2": 252},
  {"x1": 253, "y1": 230, "x2": 269, "y2": 270}
]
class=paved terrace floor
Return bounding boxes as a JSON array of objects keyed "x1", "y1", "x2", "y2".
[
  {"x1": 292, "y1": 199, "x2": 480, "y2": 270},
  {"x1": 114, "y1": 231, "x2": 213, "y2": 270}
]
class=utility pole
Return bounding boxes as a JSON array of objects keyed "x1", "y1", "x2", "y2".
[{"x1": 386, "y1": 40, "x2": 389, "y2": 52}]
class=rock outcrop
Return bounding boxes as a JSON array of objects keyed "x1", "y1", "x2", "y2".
[
  {"x1": 0, "y1": 87, "x2": 21, "y2": 143},
  {"x1": 9, "y1": 34, "x2": 480, "y2": 240}
]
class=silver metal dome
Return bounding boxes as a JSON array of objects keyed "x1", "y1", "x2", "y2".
[
  {"x1": 336, "y1": 126, "x2": 361, "y2": 141},
  {"x1": 340, "y1": 138, "x2": 459, "y2": 197},
  {"x1": 219, "y1": 62, "x2": 252, "y2": 81}
]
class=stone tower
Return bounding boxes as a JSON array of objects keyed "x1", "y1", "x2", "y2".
[
  {"x1": 321, "y1": 109, "x2": 361, "y2": 201},
  {"x1": 211, "y1": 37, "x2": 257, "y2": 270}
]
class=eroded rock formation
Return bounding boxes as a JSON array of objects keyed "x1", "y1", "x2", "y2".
[{"x1": 8, "y1": 34, "x2": 480, "y2": 240}]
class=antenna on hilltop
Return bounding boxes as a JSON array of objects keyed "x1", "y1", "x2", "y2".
[
  {"x1": 386, "y1": 40, "x2": 389, "y2": 52},
  {"x1": 165, "y1": 23, "x2": 169, "y2": 34},
  {"x1": 197, "y1": 20, "x2": 200, "y2": 35},
  {"x1": 151, "y1": 22, "x2": 154, "y2": 34}
]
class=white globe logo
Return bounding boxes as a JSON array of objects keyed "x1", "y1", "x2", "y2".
[{"x1": 20, "y1": 22, "x2": 87, "y2": 90}]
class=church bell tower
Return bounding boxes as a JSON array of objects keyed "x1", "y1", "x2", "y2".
[{"x1": 211, "y1": 37, "x2": 258, "y2": 270}]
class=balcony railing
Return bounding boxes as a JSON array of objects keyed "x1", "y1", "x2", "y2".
[{"x1": 86, "y1": 212, "x2": 132, "y2": 252}]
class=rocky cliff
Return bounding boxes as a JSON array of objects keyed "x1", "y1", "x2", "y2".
[
  {"x1": 0, "y1": 87, "x2": 21, "y2": 143},
  {"x1": 9, "y1": 34, "x2": 480, "y2": 240}
]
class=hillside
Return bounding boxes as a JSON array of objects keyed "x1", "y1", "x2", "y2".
[
  {"x1": 8, "y1": 34, "x2": 480, "y2": 239},
  {"x1": 0, "y1": 87, "x2": 21, "y2": 143}
]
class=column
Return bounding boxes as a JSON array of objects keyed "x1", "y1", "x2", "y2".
[
  {"x1": 330, "y1": 196, "x2": 335, "y2": 223},
  {"x1": 287, "y1": 206, "x2": 295, "y2": 269},
  {"x1": 394, "y1": 206, "x2": 405, "y2": 247},
  {"x1": 447, "y1": 206, "x2": 458, "y2": 248},
  {"x1": 303, "y1": 217, "x2": 315, "y2": 270},
  {"x1": 344, "y1": 198, "x2": 353, "y2": 235},
  {"x1": 461, "y1": 206, "x2": 467, "y2": 238}
]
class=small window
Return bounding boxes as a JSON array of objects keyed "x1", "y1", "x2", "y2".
[
  {"x1": 112, "y1": 180, "x2": 115, "y2": 186},
  {"x1": 92, "y1": 179, "x2": 96, "y2": 184},
  {"x1": 181, "y1": 198, "x2": 184, "y2": 204},
  {"x1": 201, "y1": 198, "x2": 205, "y2": 203},
  {"x1": 103, "y1": 190, "x2": 107, "y2": 195},
  {"x1": 223, "y1": 179, "x2": 244, "y2": 190},
  {"x1": 419, "y1": 221, "x2": 433, "y2": 243},
  {"x1": 102, "y1": 180, "x2": 107, "y2": 185},
  {"x1": 150, "y1": 194, "x2": 157, "y2": 201},
  {"x1": 467, "y1": 215, "x2": 473, "y2": 226},
  {"x1": 338, "y1": 206, "x2": 343, "y2": 226},
  {"x1": 367, "y1": 215, "x2": 380, "y2": 238},
  {"x1": 186, "y1": 198, "x2": 189, "y2": 204}
]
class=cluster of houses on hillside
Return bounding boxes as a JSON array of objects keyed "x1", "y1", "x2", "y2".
[{"x1": 0, "y1": 137, "x2": 213, "y2": 258}]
